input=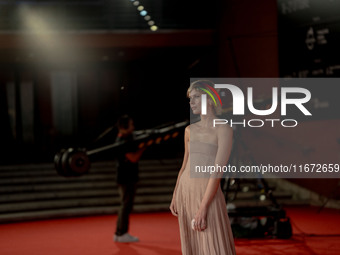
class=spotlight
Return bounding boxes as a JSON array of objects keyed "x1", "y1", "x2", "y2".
[
  {"x1": 259, "y1": 194, "x2": 266, "y2": 201},
  {"x1": 128, "y1": 0, "x2": 158, "y2": 31},
  {"x1": 140, "y1": 10, "x2": 147, "y2": 16},
  {"x1": 150, "y1": 25, "x2": 158, "y2": 31},
  {"x1": 242, "y1": 186, "x2": 249, "y2": 192}
]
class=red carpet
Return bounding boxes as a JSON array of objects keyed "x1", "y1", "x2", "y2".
[{"x1": 0, "y1": 206, "x2": 339, "y2": 255}]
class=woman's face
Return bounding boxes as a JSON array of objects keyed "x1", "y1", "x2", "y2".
[{"x1": 189, "y1": 89, "x2": 202, "y2": 115}]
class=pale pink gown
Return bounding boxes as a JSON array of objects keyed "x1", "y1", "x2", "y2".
[{"x1": 176, "y1": 141, "x2": 236, "y2": 255}]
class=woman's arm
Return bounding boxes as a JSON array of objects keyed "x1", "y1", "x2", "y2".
[
  {"x1": 170, "y1": 126, "x2": 190, "y2": 216},
  {"x1": 193, "y1": 125, "x2": 233, "y2": 231}
]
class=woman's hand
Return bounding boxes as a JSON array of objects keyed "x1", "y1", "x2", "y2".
[
  {"x1": 193, "y1": 207, "x2": 208, "y2": 231},
  {"x1": 170, "y1": 197, "x2": 178, "y2": 216}
]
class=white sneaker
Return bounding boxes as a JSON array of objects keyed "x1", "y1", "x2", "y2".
[{"x1": 114, "y1": 233, "x2": 139, "y2": 243}]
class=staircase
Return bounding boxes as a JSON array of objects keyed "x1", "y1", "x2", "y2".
[
  {"x1": 222, "y1": 178, "x2": 295, "y2": 208},
  {"x1": 0, "y1": 159, "x2": 181, "y2": 223},
  {"x1": 0, "y1": 159, "x2": 300, "y2": 224}
]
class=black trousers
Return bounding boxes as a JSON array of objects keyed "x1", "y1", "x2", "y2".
[{"x1": 115, "y1": 182, "x2": 137, "y2": 236}]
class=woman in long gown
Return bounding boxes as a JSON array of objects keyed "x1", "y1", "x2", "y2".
[{"x1": 170, "y1": 80, "x2": 236, "y2": 255}]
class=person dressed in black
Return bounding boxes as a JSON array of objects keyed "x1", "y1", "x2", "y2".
[{"x1": 114, "y1": 115, "x2": 145, "y2": 243}]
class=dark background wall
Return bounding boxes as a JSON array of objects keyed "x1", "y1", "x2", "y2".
[
  {"x1": 217, "y1": 0, "x2": 340, "y2": 199},
  {"x1": 0, "y1": 0, "x2": 339, "y2": 199}
]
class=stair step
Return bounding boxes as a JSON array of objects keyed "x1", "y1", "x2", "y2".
[
  {"x1": 0, "y1": 159, "x2": 181, "y2": 170},
  {"x1": 0, "y1": 186, "x2": 174, "y2": 203},
  {"x1": 227, "y1": 200, "x2": 274, "y2": 208},
  {"x1": 0, "y1": 159, "x2": 300, "y2": 223},
  {"x1": 0, "y1": 181, "x2": 116, "y2": 194},
  {"x1": 226, "y1": 191, "x2": 292, "y2": 200},
  {"x1": 0, "y1": 178, "x2": 176, "y2": 194},
  {"x1": 0, "y1": 193, "x2": 173, "y2": 214},
  {"x1": 0, "y1": 203, "x2": 172, "y2": 224},
  {"x1": 0, "y1": 170, "x2": 178, "y2": 186}
]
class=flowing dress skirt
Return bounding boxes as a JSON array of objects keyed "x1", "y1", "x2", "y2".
[{"x1": 176, "y1": 141, "x2": 236, "y2": 255}]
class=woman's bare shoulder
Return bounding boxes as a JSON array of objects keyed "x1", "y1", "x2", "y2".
[
  {"x1": 185, "y1": 122, "x2": 198, "y2": 132},
  {"x1": 186, "y1": 121, "x2": 201, "y2": 130},
  {"x1": 184, "y1": 125, "x2": 191, "y2": 134},
  {"x1": 215, "y1": 123, "x2": 233, "y2": 136}
]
